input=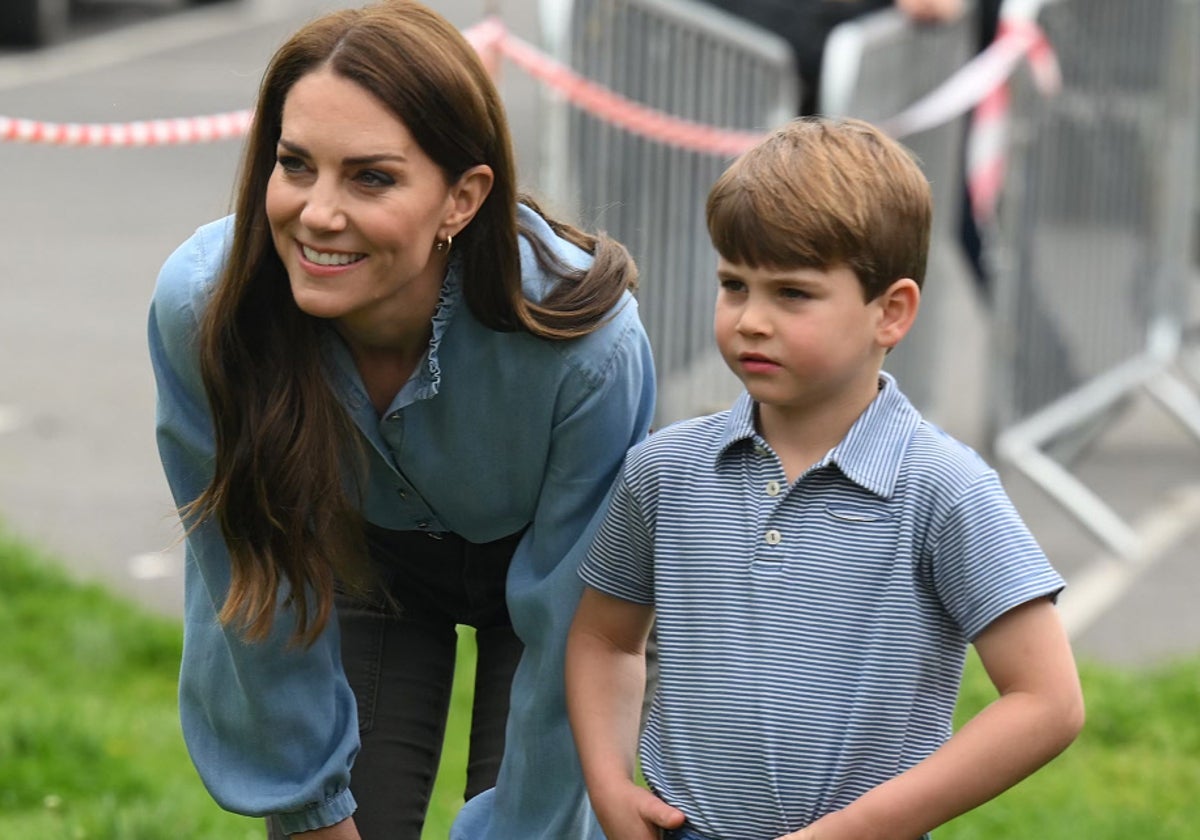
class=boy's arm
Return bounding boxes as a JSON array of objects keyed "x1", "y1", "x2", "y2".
[
  {"x1": 782, "y1": 596, "x2": 1084, "y2": 840},
  {"x1": 566, "y1": 587, "x2": 686, "y2": 840}
]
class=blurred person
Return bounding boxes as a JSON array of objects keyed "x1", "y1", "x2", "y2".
[
  {"x1": 148, "y1": 2, "x2": 655, "y2": 838},
  {"x1": 960, "y1": 0, "x2": 1003, "y2": 295},
  {"x1": 696, "y1": 0, "x2": 965, "y2": 115},
  {"x1": 566, "y1": 116, "x2": 1084, "y2": 840},
  {"x1": 696, "y1": 0, "x2": 1002, "y2": 295}
]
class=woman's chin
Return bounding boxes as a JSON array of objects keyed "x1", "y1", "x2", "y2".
[{"x1": 289, "y1": 287, "x2": 348, "y2": 321}]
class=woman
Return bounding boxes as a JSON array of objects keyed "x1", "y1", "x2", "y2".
[{"x1": 148, "y1": 2, "x2": 655, "y2": 838}]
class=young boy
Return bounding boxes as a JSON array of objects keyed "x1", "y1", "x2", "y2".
[{"x1": 565, "y1": 117, "x2": 1084, "y2": 840}]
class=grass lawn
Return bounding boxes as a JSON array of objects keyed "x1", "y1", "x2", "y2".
[{"x1": 2, "y1": 528, "x2": 1197, "y2": 839}]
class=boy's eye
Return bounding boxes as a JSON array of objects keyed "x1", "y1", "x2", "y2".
[
  {"x1": 779, "y1": 287, "x2": 810, "y2": 300},
  {"x1": 719, "y1": 278, "x2": 746, "y2": 293}
]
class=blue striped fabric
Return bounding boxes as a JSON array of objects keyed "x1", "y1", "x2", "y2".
[{"x1": 580, "y1": 373, "x2": 1064, "y2": 840}]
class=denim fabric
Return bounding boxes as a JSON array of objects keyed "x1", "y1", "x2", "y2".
[
  {"x1": 662, "y1": 827, "x2": 715, "y2": 840},
  {"x1": 150, "y1": 203, "x2": 656, "y2": 836}
]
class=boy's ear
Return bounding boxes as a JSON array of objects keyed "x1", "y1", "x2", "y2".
[{"x1": 874, "y1": 278, "x2": 920, "y2": 350}]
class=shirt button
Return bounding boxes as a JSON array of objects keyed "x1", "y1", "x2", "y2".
[
  {"x1": 764, "y1": 529, "x2": 782, "y2": 545},
  {"x1": 765, "y1": 480, "x2": 781, "y2": 497},
  {"x1": 416, "y1": 520, "x2": 429, "y2": 530},
  {"x1": 754, "y1": 444, "x2": 768, "y2": 456},
  {"x1": 397, "y1": 488, "x2": 408, "y2": 499}
]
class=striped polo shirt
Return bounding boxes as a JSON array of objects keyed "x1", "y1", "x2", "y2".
[{"x1": 580, "y1": 373, "x2": 1064, "y2": 840}]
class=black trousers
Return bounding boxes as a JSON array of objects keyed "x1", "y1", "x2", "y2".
[{"x1": 267, "y1": 524, "x2": 525, "y2": 840}]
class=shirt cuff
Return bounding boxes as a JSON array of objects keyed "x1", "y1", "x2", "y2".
[
  {"x1": 274, "y1": 788, "x2": 357, "y2": 836},
  {"x1": 450, "y1": 786, "x2": 495, "y2": 839}
]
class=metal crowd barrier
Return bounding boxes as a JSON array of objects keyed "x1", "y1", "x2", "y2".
[
  {"x1": 539, "y1": 0, "x2": 798, "y2": 424},
  {"x1": 989, "y1": 0, "x2": 1200, "y2": 557},
  {"x1": 540, "y1": 0, "x2": 979, "y2": 425},
  {"x1": 820, "y1": 3, "x2": 978, "y2": 417}
]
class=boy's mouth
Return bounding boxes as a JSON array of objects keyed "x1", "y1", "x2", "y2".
[{"x1": 738, "y1": 352, "x2": 782, "y2": 373}]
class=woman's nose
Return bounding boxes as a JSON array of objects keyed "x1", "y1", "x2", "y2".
[{"x1": 299, "y1": 180, "x2": 347, "y2": 232}]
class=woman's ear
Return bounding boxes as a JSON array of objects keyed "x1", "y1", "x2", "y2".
[
  {"x1": 875, "y1": 277, "x2": 921, "y2": 350},
  {"x1": 441, "y1": 164, "x2": 495, "y2": 238}
]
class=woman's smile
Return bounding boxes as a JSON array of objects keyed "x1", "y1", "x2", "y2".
[{"x1": 299, "y1": 242, "x2": 368, "y2": 268}]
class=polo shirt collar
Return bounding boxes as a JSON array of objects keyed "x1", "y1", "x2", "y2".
[
  {"x1": 717, "y1": 390, "x2": 759, "y2": 453},
  {"x1": 716, "y1": 372, "x2": 921, "y2": 499}
]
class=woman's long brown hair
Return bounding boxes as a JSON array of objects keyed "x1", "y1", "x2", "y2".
[{"x1": 187, "y1": 0, "x2": 638, "y2": 647}]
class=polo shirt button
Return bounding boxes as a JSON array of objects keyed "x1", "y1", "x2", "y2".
[
  {"x1": 397, "y1": 488, "x2": 407, "y2": 499},
  {"x1": 764, "y1": 529, "x2": 782, "y2": 545},
  {"x1": 754, "y1": 445, "x2": 768, "y2": 456},
  {"x1": 416, "y1": 520, "x2": 429, "y2": 530},
  {"x1": 765, "y1": 480, "x2": 781, "y2": 497}
]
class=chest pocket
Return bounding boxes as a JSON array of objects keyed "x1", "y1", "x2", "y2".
[{"x1": 824, "y1": 504, "x2": 891, "y2": 524}]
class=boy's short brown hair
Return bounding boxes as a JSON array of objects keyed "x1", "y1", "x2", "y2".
[{"x1": 706, "y1": 116, "x2": 932, "y2": 301}]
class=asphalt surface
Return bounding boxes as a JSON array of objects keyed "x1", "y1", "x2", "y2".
[{"x1": 1, "y1": 0, "x2": 1198, "y2": 669}]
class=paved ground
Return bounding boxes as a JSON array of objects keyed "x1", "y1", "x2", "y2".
[{"x1": 1, "y1": 0, "x2": 1197, "y2": 670}]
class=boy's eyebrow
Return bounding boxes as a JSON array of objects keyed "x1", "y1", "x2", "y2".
[
  {"x1": 276, "y1": 138, "x2": 408, "y2": 166},
  {"x1": 717, "y1": 266, "x2": 823, "y2": 285},
  {"x1": 766, "y1": 273, "x2": 822, "y2": 285}
]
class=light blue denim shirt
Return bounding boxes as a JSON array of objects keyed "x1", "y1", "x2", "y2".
[{"x1": 149, "y1": 204, "x2": 656, "y2": 837}]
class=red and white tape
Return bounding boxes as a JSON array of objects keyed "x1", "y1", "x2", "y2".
[
  {"x1": 0, "y1": 20, "x2": 501, "y2": 147},
  {"x1": 965, "y1": 17, "x2": 1061, "y2": 222},
  {"x1": 494, "y1": 27, "x2": 764, "y2": 157},
  {"x1": 0, "y1": 110, "x2": 252, "y2": 145},
  {"x1": 1, "y1": 13, "x2": 1054, "y2": 174},
  {"x1": 879, "y1": 18, "x2": 1059, "y2": 140}
]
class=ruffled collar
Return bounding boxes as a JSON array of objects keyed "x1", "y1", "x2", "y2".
[
  {"x1": 320, "y1": 254, "x2": 465, "y2": 413},
  {"x1": 404, "y1": 254, "x2": 463, "y2": 403}
]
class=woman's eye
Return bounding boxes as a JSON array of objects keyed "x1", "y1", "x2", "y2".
[
  {"x1": 276, "y1": 154, "x2": 307, "y2": 173},
  {"x1": 356, "y1": 169, "x2": 395, "y2": 188}
]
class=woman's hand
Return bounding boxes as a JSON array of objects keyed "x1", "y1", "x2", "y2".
[{"x1": 291, "y1": 817, "x2": 362, "y2": 840}]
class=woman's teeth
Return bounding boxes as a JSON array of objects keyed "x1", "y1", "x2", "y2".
[{"x1": 302, "y1": 245, "x2": 365, "y2": 266}]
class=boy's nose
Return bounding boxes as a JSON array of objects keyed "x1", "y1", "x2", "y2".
[{"x1": 735, "y1": 302, "x2": 771, "y2": 336}]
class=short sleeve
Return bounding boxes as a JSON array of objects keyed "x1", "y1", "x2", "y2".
[{"x1": 930, "y1": 470, "x2": 1065, "y2": 641}]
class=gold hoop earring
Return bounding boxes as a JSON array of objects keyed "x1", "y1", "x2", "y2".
[{"x1": 435, "y1": 234, "x2": 453, "y2": 254}]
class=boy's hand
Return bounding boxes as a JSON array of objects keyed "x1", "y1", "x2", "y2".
[
  {"x1": 773, "y1": 807, "x2": 871, "y2": 840},
  {"x1": 592, "y1": 780, "x2": 686, "y2": 840}
]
